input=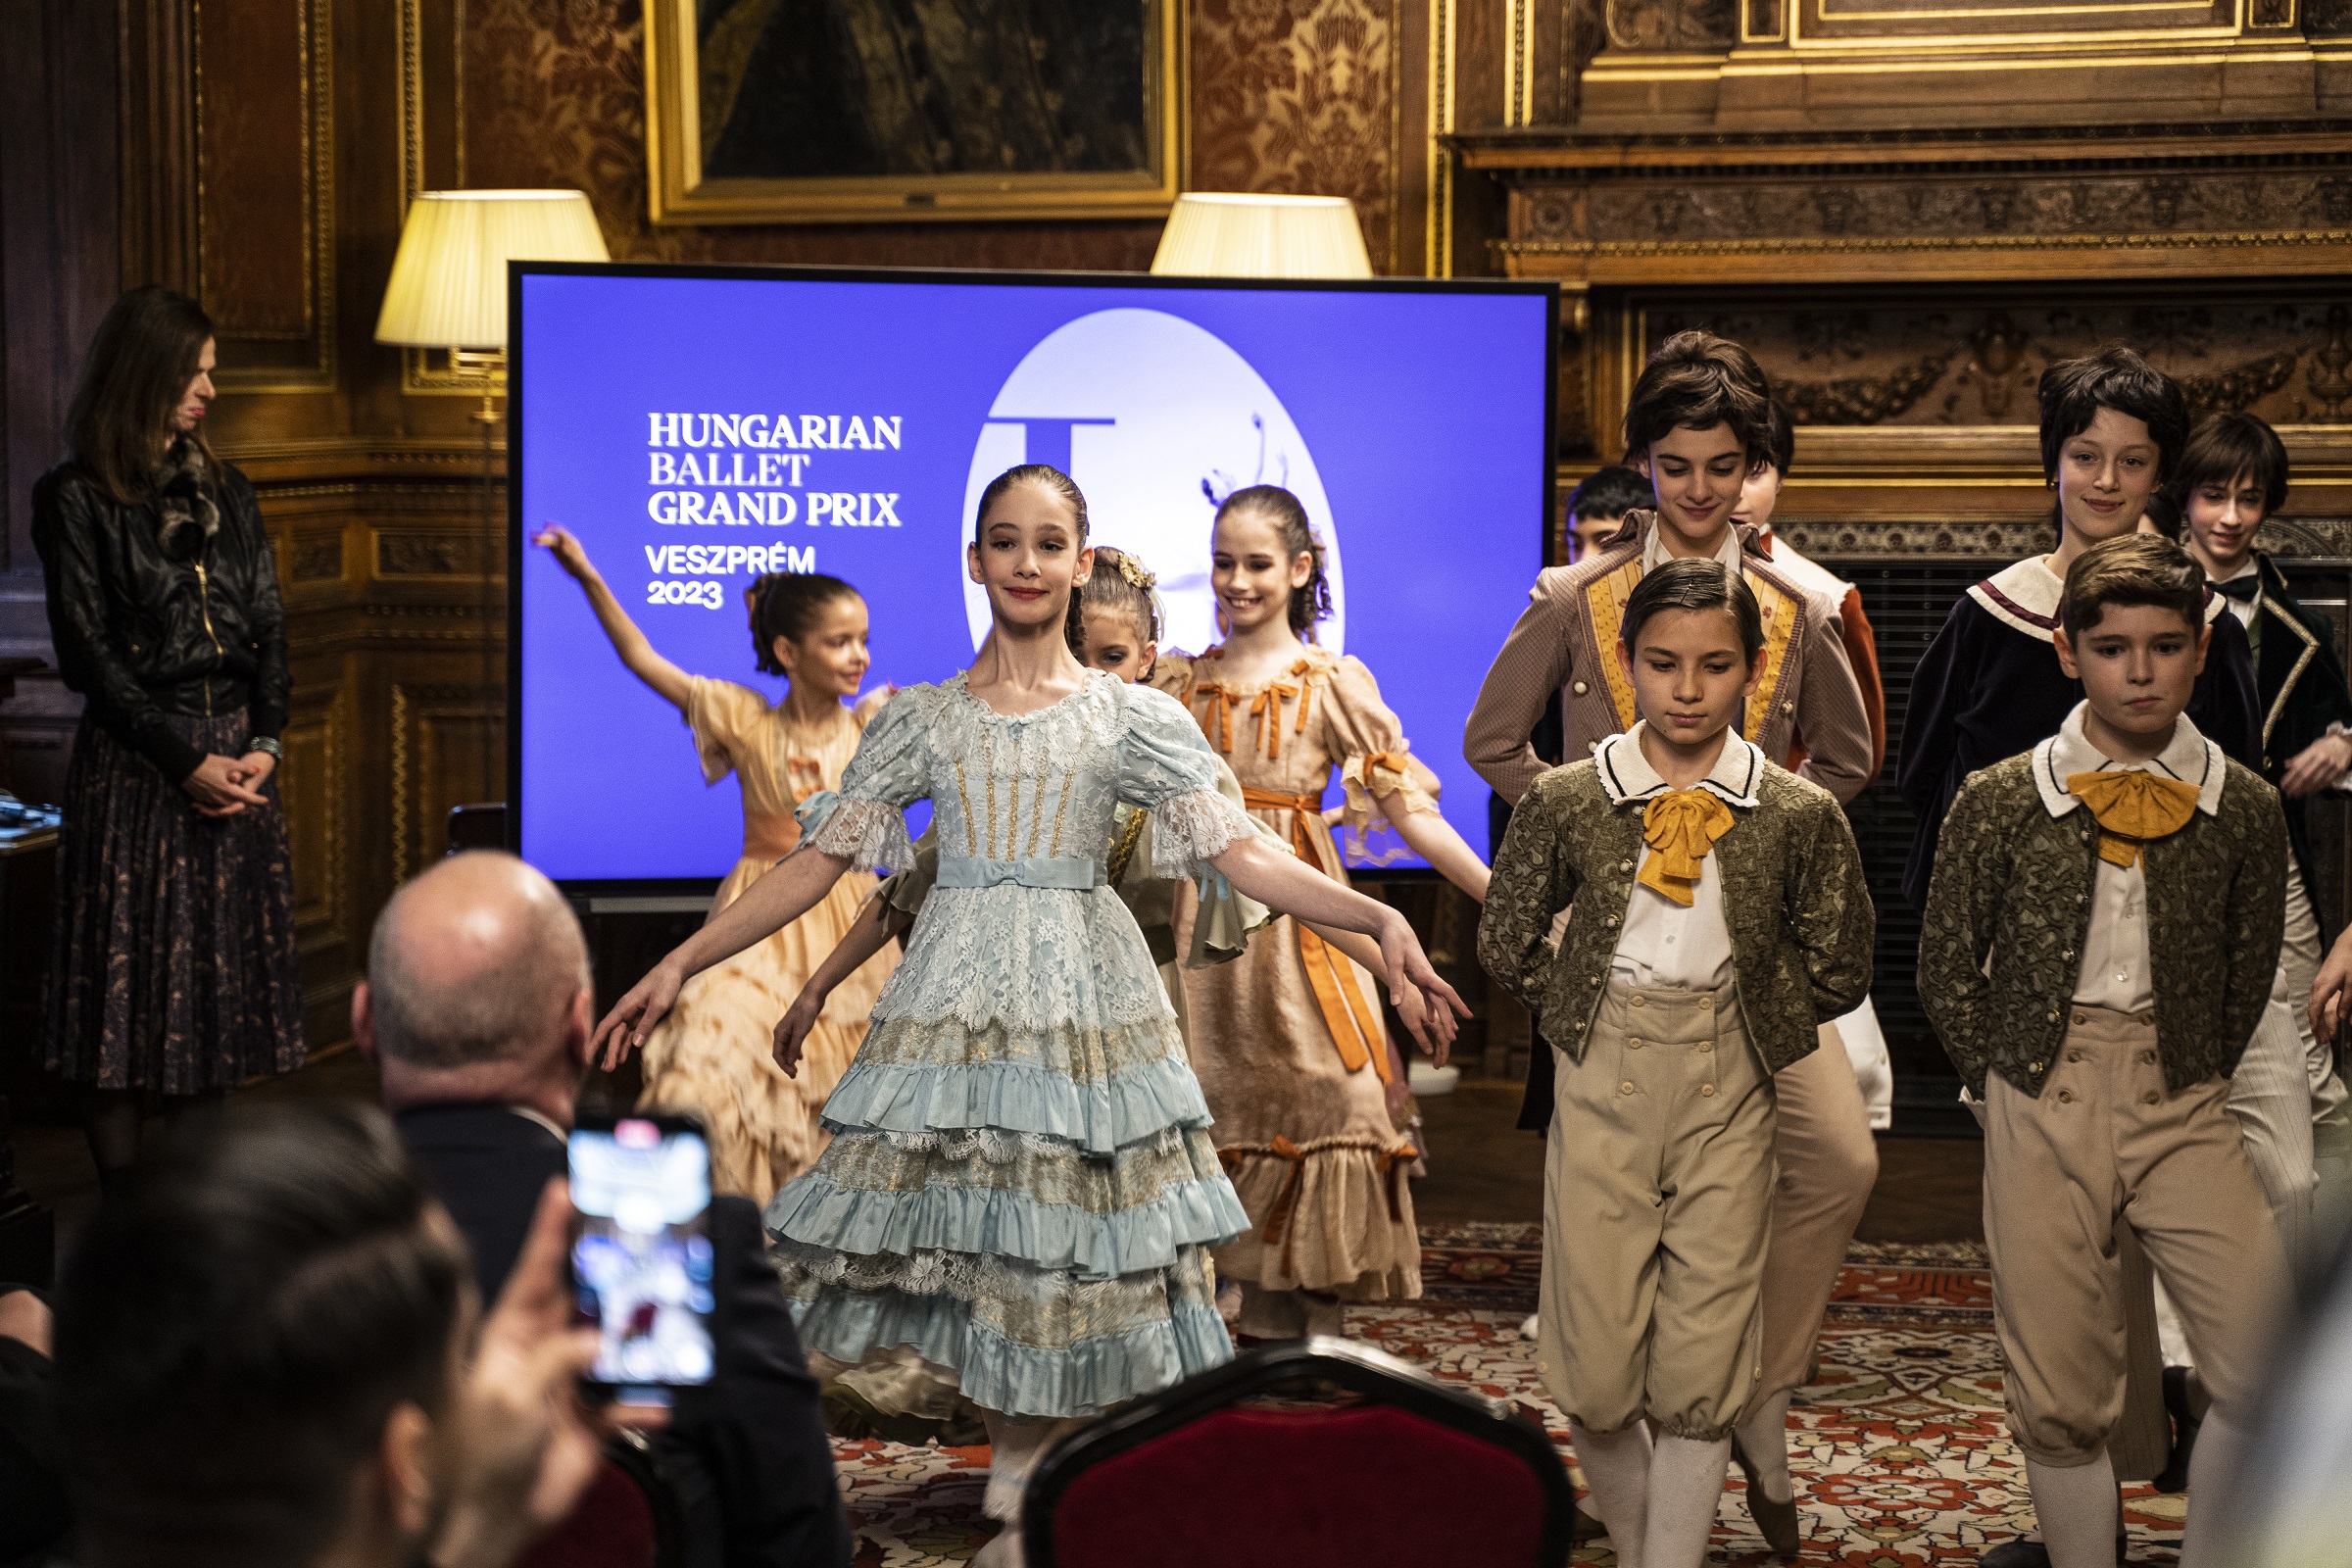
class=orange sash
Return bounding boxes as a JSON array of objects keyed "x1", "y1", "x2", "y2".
[{"x1": 1240, "y1": 785, "x2": 1391, "y2": 1083}]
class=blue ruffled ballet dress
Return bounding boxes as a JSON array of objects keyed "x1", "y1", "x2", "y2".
[{"x1": 764, "y1": 669, "x2": 1258, "y2": 1417}]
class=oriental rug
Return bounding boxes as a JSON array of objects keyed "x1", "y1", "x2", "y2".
[{"x1": 835, "y1": 1230, "x2": 2188, "y2": 1566}]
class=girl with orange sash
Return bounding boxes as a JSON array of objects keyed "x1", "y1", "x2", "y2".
[
  {"x1": 534, "y1": 526, "x2": 898, "y2": 1200},
  {"x1": 1153, "y1": 485, "x2": 1493, "y2": 1340}
]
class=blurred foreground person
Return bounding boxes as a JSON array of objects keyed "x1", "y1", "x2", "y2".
[{"x1": 55, "y1": 1102, "x2": 629, "y2": 1568}]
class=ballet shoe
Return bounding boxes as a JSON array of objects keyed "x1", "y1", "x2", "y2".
[{"x1": 1730, "y1": 1435, "x2": 1802, "y2": 1555}]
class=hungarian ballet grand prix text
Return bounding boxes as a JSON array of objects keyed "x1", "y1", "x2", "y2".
[{"x1": 638, "y1": 412, "x2": 905, "y2": 608}]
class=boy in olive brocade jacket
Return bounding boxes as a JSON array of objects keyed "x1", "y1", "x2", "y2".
[
  {"x1": 1918, "y1": 534, "x2": 2288, "y2": 1568},
  {"x1": 1480, "y1": 560, "x2": 1872, "y2": 1567}
]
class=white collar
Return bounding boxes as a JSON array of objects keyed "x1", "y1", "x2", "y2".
[
  {"x1": 1595, "y1": 722, "x2": 1764, "y2": 810},
  {"x1": 507, "y1": 1104, "x2": 570, "y2": 1146},
  {"x1": 1642, "y1": 519, "x2": 1744, "y2": 577},
  {"x1": 2032, "y1": 702, "x2": 2225, "y2": 820},
  {"x1": 2216, "y1": 558, "x2": 2260, "y2": 586},
  {"x1": 1971, "y1": 553, "x2": 2227, "y2": 644}
]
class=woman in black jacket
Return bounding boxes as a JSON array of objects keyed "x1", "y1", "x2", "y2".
[{"x1": 32, "y1": 285, "x2": 303, "y2": 1186}]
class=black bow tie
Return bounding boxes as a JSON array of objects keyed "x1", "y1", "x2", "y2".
[{"x1": 2210, "y1": 575, "x2": 2261, "y2": 604}]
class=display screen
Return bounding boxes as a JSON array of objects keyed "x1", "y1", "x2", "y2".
[
  {"x1": 511, "y1": 264, "x2": 1554, "y2": 883},
  {"x1": 569, "y1": 1117, "x2": 715, "y2": 1396}
]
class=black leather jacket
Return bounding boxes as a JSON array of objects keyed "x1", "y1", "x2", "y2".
[{"x1": 31, "y1": 459, "x2": 288, "y2": 783}]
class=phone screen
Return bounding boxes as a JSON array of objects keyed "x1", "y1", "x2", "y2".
[{"x1": 568, "y1": 1115, "x2": 716, "y2": 1399}]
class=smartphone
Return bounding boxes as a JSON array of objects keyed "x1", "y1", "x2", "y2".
[{"x1": 568, "y1": 1110, "x2": 717, "y2": 1404}]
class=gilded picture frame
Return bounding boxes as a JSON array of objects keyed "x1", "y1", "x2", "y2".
[{"x1": 645, "y1": 0, "x2": 1186, "y2": 226}]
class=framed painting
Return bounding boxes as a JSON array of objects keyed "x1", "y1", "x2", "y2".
[{"x1": 645, "y1": 0, "x2": 1186, "y2": 225}]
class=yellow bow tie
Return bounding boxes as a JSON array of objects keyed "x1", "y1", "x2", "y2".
[
  {"x1": 2067, "y1": 770, "x2": 2200, "y2": 868},
  {"x1": 1638, "y1": 789, "x2": 1737, "y2": 907}
]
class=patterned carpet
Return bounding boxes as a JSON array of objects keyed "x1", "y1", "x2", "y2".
[{"x1": 835, "y1": 1225, "x2": 2189, "y2": 1565}]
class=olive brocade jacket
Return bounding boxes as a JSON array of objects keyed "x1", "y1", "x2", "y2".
[
  {"x1": 1917, "y1": 752, "x2": 2286, "y2": 1101},
  {"x1": 1477, "y1": 753, "x2": 1876, "y2": 1072}
]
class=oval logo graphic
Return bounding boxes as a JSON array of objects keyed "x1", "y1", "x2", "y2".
[{"x1": 961, "y1": 308, "x2": 1343, "y2": 658}]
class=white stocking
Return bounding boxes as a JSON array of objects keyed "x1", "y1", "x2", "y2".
[
  {"x1": 1733, "y1": 1389, "x2": 1796, "y2": 1504},
  {"x1": 981, "y1": 1410, "x2": 1083, "y2": 1523},
  {"x1": 1569, "y1": 1420, "x2": 1652, "y2": 1568},
  {"x1": 2023, "y1": 1450, "x2": 2119, "y2": 1568},
  {"x1": 2180, "y1": 1411, "x2": 2247, "y2": 1568},
  {"x1": 1644, "y1": 1435, "x2": 1731, "y2": 1568}
]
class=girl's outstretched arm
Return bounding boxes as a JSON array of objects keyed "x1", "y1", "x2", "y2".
[
  {"x1": 1208, "y1": 835, "x2": 1470, "y2": 1028},
  {"x1": 594, "y1": 848, "x2": 853, "y2": 1066},
  {"x1": 534, "y1": 524, "x2": 693, "y2": 711},
  {"x1": 774, "y1": 895, "x2": 909, "y2": 1076},
  {"x1": 1371, "y1": 801, "x2": 1491, "y2": 904}
]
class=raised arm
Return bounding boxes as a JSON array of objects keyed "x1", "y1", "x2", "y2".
[
  {"x1": 533, "y1": 524, "x2": 693, "y2": 712},
  {"x1": 594, "y1": 848, "x2": 853, "y2": 1067}
]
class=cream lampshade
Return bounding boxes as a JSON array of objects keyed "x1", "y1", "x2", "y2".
[
  {"x1": 1149, "y1": 192, "x2": 1373, "y2": 279},
  {"x1": 375, "y1": 189, "x2": 610, "y2": 351}
]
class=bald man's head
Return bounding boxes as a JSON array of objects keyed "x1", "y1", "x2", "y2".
[{"x1": 367, "y1": 852, "x2": 590, "y2": 1069}]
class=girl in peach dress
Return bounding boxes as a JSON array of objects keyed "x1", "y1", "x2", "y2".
[
  {"x1": 1154, "y1": 486, "x2": 1493, "y2": 1342},
  {"x1": 535, "y1": 525, "x2": 897, "y2": 1200}
]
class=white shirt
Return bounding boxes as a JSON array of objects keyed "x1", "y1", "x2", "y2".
[
  {"x1": 1593, "y1": 723, "x2": 1763, "y2": 991},
  {"x1": 2034, "y1": 703, "x2": 2225, "y2": 1013},
  {"x1": 1642, "y1": 520, "x2": 1745, "y2": 579},
  {"x1": 2214, "y1": 558, "x2": 2261, "y2": 628}
]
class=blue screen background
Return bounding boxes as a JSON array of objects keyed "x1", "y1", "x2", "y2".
[{"x1": 514, "y1": 270, "x2": 1550, "y2": 882}]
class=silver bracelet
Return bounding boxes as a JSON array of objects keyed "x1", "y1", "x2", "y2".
[{"x1": 244, "y1": 736, "x2": 283, "y2": 760}]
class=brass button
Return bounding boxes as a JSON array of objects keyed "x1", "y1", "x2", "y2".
[
  {"x1": 2142, "y1": 1091, "x2": 2161, "y2": 1105},
  {"x1": 1574, "y1": 1019, "x2": 1587, "y2": 1032},
  {"x1": 1701, "y1": 1083, "x2": 1717, "y2": 1097},
  {"x1": 1605, "y1": 914, "x2": 1620, "y2": 927},
  {"x1": 1590, "y1": 975, "x2": 1602, "y2": 988},
  {"x1": 1619, "y1": 858, "x2": 1634, "y2": 872},
  {"x1": 1698, "y1": 1041, "x2": 1714, "y2": 1053},
  {"x1": 1628, "y1": 1037, "x2": 1643, "y2": 1050},
  {"x1": 1572, "y1": 680, "x2": 1590, "y2": 696},
  {"x1": 1632, "y1": 995, "x2": 1646, "y2": 1008},
  {"x1": 2073, "y1": 1011, "x2": 2088, "y2": 1025},
  {"x1": 2062, "y1": 949, "x2": 2077, "y2": 961},
  {"x1": 2077, "y1": 893, "x2": 2088, "y2": 905},
  {"x1": 1620, "y1": 1082, "x2": 1636, "y2": 1096},
  {"x1": 2029, "y1": 1060, "x2": 2045, "y2": 1072},
  {"x1": 2047, "y1": 1010, "x2": 2061, "y2": 1023},
  {"x1": 1701, "y1": 996, "x2": 1715, "y2": 1010},
  {"x1": 2057, "y1": 1090, "x2": 2075, "y2": 1103},
  {"x1": 1781, "y1": 701, "x2": 1794, "y2": 715}
]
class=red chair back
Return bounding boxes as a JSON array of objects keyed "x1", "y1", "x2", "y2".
[{"x1": 514, "y1": 1458, "x2": 658, "y2": 1568}]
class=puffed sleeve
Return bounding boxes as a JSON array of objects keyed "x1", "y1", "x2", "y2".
[
  {"x1": 796, "y1": 686, "x2": 929, "y2": 872},
  {"x1": 1114, "y1": 683, "x2": 1256, "y2": 878},
  {"x1": 684, "y1": 676, "x2": 771, "y2": 785},
  {"x1": 1320, "y1": 655, "x2": 1440, "y2": 827}
]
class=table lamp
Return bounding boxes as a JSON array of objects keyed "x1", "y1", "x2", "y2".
[
  {"x1": 375, "y1": 189, "x2": 610, "y2": 424},
  {"x1": 1149, "y1": 192, "x2": 1373, "y2": 279}
]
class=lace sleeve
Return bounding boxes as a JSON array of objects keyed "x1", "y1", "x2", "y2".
[
  {"x1": 1148, "y1": 788, "x2": 1259, "y2": 880},
  {"x1": 798, "y1": 685, "x2": 931, "y2": 872}
]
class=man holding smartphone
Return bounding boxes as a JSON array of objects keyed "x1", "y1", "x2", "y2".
[{"x1": 357, "y1": 852, "x2": 851, "y2": 1568}]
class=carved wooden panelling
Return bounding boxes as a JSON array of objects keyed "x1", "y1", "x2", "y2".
[
  {"x1": 291, "y1": 530, "x2": 345, "y2": 582},
  {"x1": 1637, "y1": 288, "x2": 2352, "y2": 428},
  {"x1": 1190, "y1": 0, "x2": 1402, "y2": 271},
  {"x1": 280, "y1": 679, "x2": 349, "y2": 948},
  {"x1": 390, "y1": 684, "x2": 504, "y2": 882},
  {"x1": 376, "y1": 530, "x2": 500, "y2": 579},
  {"x1": 192, "y1": 0, "x2": 334, "y2": 389}
]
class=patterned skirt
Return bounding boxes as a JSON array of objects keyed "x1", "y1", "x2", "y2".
[{"x1": 43, "y1": 711, "x2": 305, "y2": 1093}]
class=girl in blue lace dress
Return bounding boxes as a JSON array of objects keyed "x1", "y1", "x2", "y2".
[{"x1": 598, "y1": 466, "x2": 1464, "y2": 1560}]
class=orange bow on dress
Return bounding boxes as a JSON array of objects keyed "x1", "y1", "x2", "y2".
[
  {"x1": 1638, "y1": 789, "x2": 1737, "y2": 906},
  {"x1": 2066, "y1": 770, "x2": 2200, "y2": 867},
  {"x1": 1240, "y1": 785, "x2": 1391, "y2": 1084}
]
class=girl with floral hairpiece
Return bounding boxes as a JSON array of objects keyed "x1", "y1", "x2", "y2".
[
  {"x1": 1153, "y1": 485, "x2": 1493, "y2": 1342},
  {"x1": 533, "y1": 524, "x2": 898, "y2": 1200}
]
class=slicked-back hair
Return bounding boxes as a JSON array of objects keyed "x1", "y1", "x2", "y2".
[
  {"x1": 2168, "y1": 411, "x2": 2290, "y2": 519},
  {"x1": 2037, "y1": 345, "x2": 2189, "y2": 486},
  {"x1": 748, "y1": 570, "x2": 860, "y2": 675},
  {"x1": 974, "y1": 464, "x2": 1091, "y2": 655},
  {"x1": 1621, "y1": 330, "x2": 1776, "y2": 471},
  {"x1": 1568, "y1": 466, "x2": 1654, "y2": 522},
  {"x1": 57, "y1": 1102, "x2": 469, "y2": 1568},
  {"x1": 2058, "y1": 533, "x2": 2206, "y2": 641},
  {"x1": 1620, "y1": 558, "x2": 1766, "y2": 665}
]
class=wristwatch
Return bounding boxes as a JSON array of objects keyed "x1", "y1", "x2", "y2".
[{"x1": 243, "y1": 736, "x2": 284, "y2": 761}]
